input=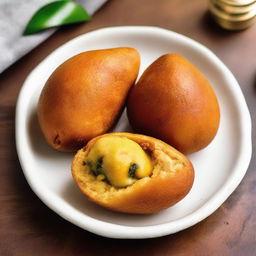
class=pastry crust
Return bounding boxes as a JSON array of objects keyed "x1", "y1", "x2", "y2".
[
  {"x1": 127, "y1": 53, "x2": 220, "y2": 154},
  {"x1": 37, "y1": 47, "x2": 140, "y2": 152},
  {"x1": 72, "y1": 132, "x2": 194, "y2": 214}
]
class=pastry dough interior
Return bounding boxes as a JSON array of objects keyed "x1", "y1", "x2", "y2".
[{"x1": 73, "y1": 134, "x2": 185, "y2": 203}]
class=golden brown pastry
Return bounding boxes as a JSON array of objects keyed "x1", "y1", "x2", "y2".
[
  {"x1": 127, "y1": 53, "x2": 220, "y2": 154},
  {"x1": 37, "y1": 47, "x2": 140, "y2": 152},
  {"x1": 72, "y1": 132, "x2": 194, "y2": 214}
]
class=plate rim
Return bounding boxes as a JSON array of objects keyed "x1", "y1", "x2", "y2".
[{"x1": 15, "y1": 26, "x2": 252, "y2": 239}]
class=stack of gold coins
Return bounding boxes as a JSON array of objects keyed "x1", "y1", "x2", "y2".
[{"x1": 209, "y1": 0, "x2": 256, "y2": 30}]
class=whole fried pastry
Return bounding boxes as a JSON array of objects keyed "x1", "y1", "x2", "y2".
[{"x1": 37, "y1": 47, "x2": 140, "y2": 152}]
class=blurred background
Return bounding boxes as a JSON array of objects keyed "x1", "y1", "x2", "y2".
[{"x1": 0, "y1": 0, "x2": 255, "y2": 255}]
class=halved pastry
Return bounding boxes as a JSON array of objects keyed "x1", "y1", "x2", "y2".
[{"x1": 72, "y1": 132, "x2": 194, "y2": 214}]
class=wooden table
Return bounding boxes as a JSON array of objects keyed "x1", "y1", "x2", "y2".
[{"x1": 0, "y1": 0, "x2": 255, "y2": 255}]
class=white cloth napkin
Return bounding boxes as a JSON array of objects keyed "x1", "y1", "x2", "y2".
[{"x1": 0, "y1": 0, "x2": 107, "y2": 73}]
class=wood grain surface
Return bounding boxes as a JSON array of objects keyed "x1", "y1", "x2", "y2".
[{"x1": 0, "y1": 0, "x2": 256, "y2": 255}]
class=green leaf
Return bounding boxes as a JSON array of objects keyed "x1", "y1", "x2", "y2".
[{"x1": 23, "y1": 0, "x2": 91, "y2": 35}]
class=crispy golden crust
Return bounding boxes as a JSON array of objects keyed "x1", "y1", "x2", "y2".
[
  {"x1": 37, "y1": 48, "x2": 140, "y2": 152},
  {"x1": 127, "y1": 53, "x2": 220, "y2": 154},
  {"x1": 72, "y1": 132, "x2": 194, "y2": 214}
]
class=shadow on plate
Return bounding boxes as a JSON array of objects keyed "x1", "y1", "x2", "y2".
[
  {"x1": 112, "y1": 108, "x2": 134, "y2": 133},
  {"x1": 28, "y1": 108, "x2": 73, "y2": 159},
  {"x1": 28, "y1": 107, "x2": 133, "y2": 157},
  {"x1": 61, "y1": 179, "x2": 171, "y2": 227}
]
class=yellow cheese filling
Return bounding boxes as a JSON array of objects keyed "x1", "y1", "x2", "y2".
[{"x1": 84, "y1": 136, "x2": 152, "y2": 187}]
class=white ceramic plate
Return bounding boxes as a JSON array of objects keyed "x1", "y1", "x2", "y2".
[{"x1": 16, "y1": 26, "x2": 252, "y2": 239}]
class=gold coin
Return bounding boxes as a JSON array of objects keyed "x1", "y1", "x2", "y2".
[
  {"x1": 216, "y1": 16, "x2": 256, "y2": 30},
  {"x1": 209, "y1": 0, "x2": 256, "y2": 30},
  {"x1": 211, "y1": 11, "x2": 256, "y2": 30},
  {"x1": 217, "y1": 0, "x2": 256, "y2": 7},
  {"x1": 209, "y1": 2, "x2": 255, "y2": 21},
  {"x1": 212, "y1": 0, "x2": 255, "y2": 14}
]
